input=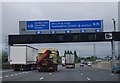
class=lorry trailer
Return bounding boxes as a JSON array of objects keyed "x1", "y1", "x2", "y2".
[
  {"x1": 10, "y1": 45, "x2": 38, "y2": 71},
  {"x1": 65, "y1": 54, "x2": 75, "y2": 68}
]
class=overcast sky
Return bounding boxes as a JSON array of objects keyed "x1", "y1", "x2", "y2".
[
  {"x1": 0, "y1": 2, "x2": 2, "y2": 55},
  {"x1": 1, "y1": 0, "x2": 120, "y2": 2},
  {"x1": 1, "y1": 2, "x2": 119, "y2": 58}
]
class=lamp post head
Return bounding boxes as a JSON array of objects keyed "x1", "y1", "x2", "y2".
[
  {"x1": 112, "y1": 19, "x2": 115, "y2": 21},
  {"x1": 112, "y1": 19, "x2": 116, "y2": 32}
]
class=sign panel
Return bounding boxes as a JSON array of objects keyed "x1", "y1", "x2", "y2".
[
  {"x1": 9, "y1": 32, "x2": 120, "y2": 45},
  {"x1": 26, "y1": 20, "x2": 49, "y2": 30},
  {"x1": 105, "y1": 33, "x2": 112, "y2": 39},
  {"x1": 19, "y1": 20, "x2": 103, "y2": 34},
  {"x1": 50, "y1": 20, "x2": 102, "y2": 30}
]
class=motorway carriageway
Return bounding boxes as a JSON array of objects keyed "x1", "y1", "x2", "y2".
[{"x1": 0, "y1": 64, "x2": 119, "y2": 81}]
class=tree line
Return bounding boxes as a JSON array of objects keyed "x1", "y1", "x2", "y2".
[{"x1": 0, "y1": 50, "x2": 8, "y2": 63}]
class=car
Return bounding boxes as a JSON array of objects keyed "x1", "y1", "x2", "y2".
[
  {"x1": 111, "y1": 65, "x2": 120, "y2": 73},
  {"x1": 80, "y1": 63, "x2": 84, "y2": 67},
  {"x1": 66, "y1": 65, "x2": 75, "y2": 68},
  {"x1": 87, "y1": 63, "x2": 92, "y2": 67}
]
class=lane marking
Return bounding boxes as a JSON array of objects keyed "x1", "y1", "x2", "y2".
[
  {"x1": 87, "y1": 78, "x2": 91, "y2": 81},
  {"x1": 10, "y1": 74, "x2": 14, "y2": 76},
  {"x1": 22, "y1": 72, "x2": 26, "y2": 74},
  {"x1": 25, "y1": 72, "x2": 28, "y2": 74},
  {"x1": 0, "y1": 70, "x2": 13, "y2": 73},
  {"x1": 28, "y1": 71, "x2": 32, "y2": 73},
  {"x1": 111, "y1": 73, "x2": 115, "y2": 76},
  {"x1": 0, "y1": 77, "x2": 3, "y2": 79},
  {"x1": 15, "y1": 74, "x2": 18, "y2": 75},
  {"x1": 3, "y1": 71, "x2": 31, "y2": 78},
  {"x1": 19, "y1": 73, "x2": 22, "y2": 75},
  {"x1": 49, "y1": 73, "x2": 52, "y2": 75},
  {"x1": 81, "y1": 73, "x2": 83, "y2": 75},
  {"x1": 40, "y1": 77, "x2": 44, "y2": 80},
  {"x1": 4, "y1": 75, "x2": 9, "y2": 78},
  {"x1": 21, "y1": 72, "x2": 25, "y2": 74}
]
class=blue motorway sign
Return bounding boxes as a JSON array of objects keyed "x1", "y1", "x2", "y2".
[
  {"x1": 26, "y1": 20, "x2": 49, "y2": 30},
  {"x1": 50, "y1": 20, "x2": 103, "y2": 29}
]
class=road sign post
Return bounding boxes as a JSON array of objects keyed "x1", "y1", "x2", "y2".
[
  {"x1": 111, "y1": 19, "x2": 116, "y2": 66},
  {"x1": 105, "y1": 33, "x2": 115, "y2": 65},
  {"x1": 111, "y1": 40, "x2": 116, "y2": 66}
]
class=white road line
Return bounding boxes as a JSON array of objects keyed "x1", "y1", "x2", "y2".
[
  {"x1": 10, "y1": 74, "x2": 14, "y2": 76},
  {"x1": 15, "y1": 74, "x2": 18, "y2": 75},
  {"x1": 22, "y1": 72, "x2": 25, "y2": 74},
  {"x1": 111, "y1": 73, "x2": 115, "y2": 75},
  {"x1": 40, "y1": 77, "x2": 44, "y2": 80},
  {"x1": 25, "y1": 72, "x2": 28, "y2": 73},
  {"x1": 87, "y1": 78, "x2": 91, "y2": 81},
  {"x1": 19, "y1": 73, "x2": 22, "y2": 74},
  {"x1": 49, "y1": 73, "x2": 52, "y2": 75},
  {"x1": 0, "y1": 77, "x2": 3, "y2": 79},
  {"x1": 81, "y1": 73, "x2": 83, "y2": 75},
  {"x1": 0, "y1": 70, "x2": 13, "y2": 73},
  {"x1": 4, "y1": 75, "x2": 9, "y2": 78},
  {"x1": 28, "y1": 71, "x2": 32, "y2": 73}
]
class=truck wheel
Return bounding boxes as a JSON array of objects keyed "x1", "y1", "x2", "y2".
[
  {"x1": 73, "y1": 64, "x2": 75, "y2": 68},
  {"x1": 38, "y1": 69, "x2": 41, "y2": 72},
  {"x1": 56, "y1": 67, "x2": 57, "y2": 71},
  {"x1": 14, "y1": 69, "x2": 17, "y2": 71},
  {"x1": 66, "y1": 66, "x2": 68, "y2": 68},
  {"x1": 14, "y1": 69, "x2": 20, "y2": 71},
  {"x1": 53, "y1": 69, "x2": 56, "y2": 72},
  {"x1": 73, "y1": 66, "x2": 75, "y2": 68},
  {"x1": 52, "y1": 67, "x2": 56, "y2": 72},
  {"x1": 26, "y1": 65, "x2": 31, "y2": 71},
  {"x1": 56, "y1": 66, "x2": 58, "y2": 71}
]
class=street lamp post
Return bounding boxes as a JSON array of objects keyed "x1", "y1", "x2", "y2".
[
  {"x1": 111, "y1": 19, "x2": 116, "y2": 66},
  {"x1": 112, "y1": 19, "x2": 116, "y2": 31},
  {"x1": 93, "y1": 43, "x2": 96, "y2": 63}
]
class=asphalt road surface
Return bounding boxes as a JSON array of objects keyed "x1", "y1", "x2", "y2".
[{"x1": 1, "y1": 64, "x2": 119, "y2": 81}]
